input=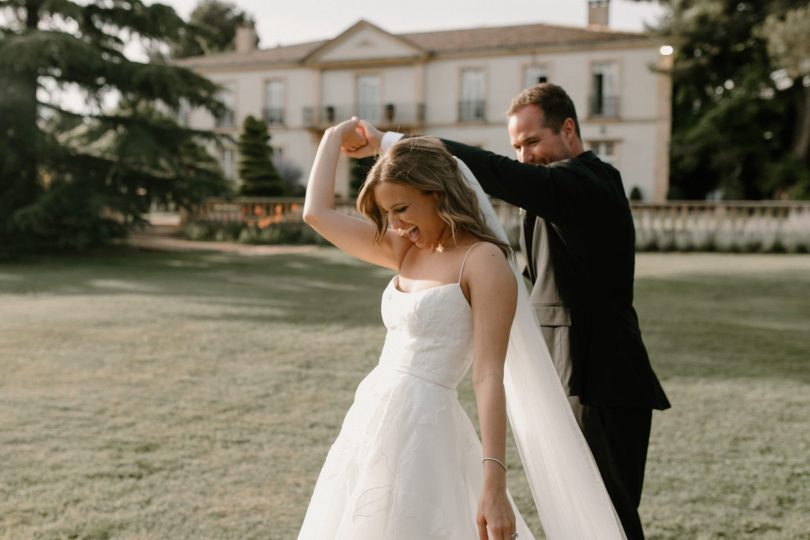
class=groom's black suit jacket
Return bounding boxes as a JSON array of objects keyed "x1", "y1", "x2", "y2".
[{"x1": 443, "y1": 140, "x2": 670, "y2": 410}]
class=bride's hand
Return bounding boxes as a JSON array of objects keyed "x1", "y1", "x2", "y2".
[
  {"x1": 328, "y1": 117, "x2": 367, "y2": 153},
  {"x1": 343, "y1": 118, "x2": 383, "y2": 158},
  {"x1": 476, "y1": 488, "x2": 517, "y2": 540}
]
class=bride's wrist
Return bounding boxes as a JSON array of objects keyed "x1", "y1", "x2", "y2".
[
  {"x1": 482, "y1": 478, "x2": 508, "y2": 494},
  {"x1": 482, "y1": 469, "x2": 507, "y2": 490}
]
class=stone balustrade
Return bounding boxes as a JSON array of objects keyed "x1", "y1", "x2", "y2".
[{"x1": 188, "y1": 198, "x2": 810, "y2": 252}]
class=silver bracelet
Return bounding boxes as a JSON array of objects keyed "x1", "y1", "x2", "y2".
[{"x1": 482, "y1": 457, "x2": 507, "y2": 472}]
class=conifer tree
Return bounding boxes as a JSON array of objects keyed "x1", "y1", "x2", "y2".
[
  {"x1": 238, "y1": 115, "x2": 285, "y2": 197},
  {"x1": 0, "y1": 0, "x2": 231, "y2": 255}
]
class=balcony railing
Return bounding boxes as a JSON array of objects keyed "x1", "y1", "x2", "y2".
[
  {"x1": 262, "y1": 107, "x2": 285, "y2": 126},
  {"x1": 588, "y1": 95, "x2": 620, "y2": 118},
  {"x1": 458, "y1": 100, "x2": 486, "y2": 122},
  {"x1": 302, "y1": 103, "x2": 425, "y2": 128}
]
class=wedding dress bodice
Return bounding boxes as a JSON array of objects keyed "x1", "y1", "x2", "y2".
[{"x1": 379, "y1": 276, "x2": 474, "y2": 390}]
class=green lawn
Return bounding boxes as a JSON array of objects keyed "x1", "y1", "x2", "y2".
[{"x1": 1, "y1": 249, "x2": 808, "y2": 540}]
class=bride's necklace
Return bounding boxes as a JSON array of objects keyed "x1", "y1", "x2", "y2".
[
  {"x1": 433, "y1": 226, "x2": 459, "y2": 253},
  {"x1": 434, "y1": 231, "x2": 476, "y2": 254}
]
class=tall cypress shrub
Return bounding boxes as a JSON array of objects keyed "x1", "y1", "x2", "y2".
[{"x1": 238, "y1": 115, "x2": 285, "y2": 196}]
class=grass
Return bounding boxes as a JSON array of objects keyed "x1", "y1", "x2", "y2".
[{"x1": 1, "y1": 249, "x2": 808, "y2": 539}]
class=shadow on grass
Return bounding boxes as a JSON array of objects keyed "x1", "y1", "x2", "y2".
[{"x1": 0, "y1": 246, "x2": 394, "y2": 328}]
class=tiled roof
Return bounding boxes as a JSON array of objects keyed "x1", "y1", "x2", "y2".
[
  {"x1": 177, "y1": 21, "x2": 647, "y2": 70},
  {"x1": 177, "y1": 40, "x2": 325, "y2": 69},
  {"x1": 402, "y1": 23, "x2": 644, "y2": 54}
]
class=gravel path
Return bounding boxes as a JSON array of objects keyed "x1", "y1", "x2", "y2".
[{"x1": 126, "y1": 232, "x2": 318, "y2": 256}]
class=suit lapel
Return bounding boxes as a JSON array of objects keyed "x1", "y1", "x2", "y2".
[{"x1": 522, "y1": 211, "x2": 537, "y2": 283}]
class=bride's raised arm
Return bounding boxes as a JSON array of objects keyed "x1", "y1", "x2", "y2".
[{"x1": 302, "y1": 118, "x2": 409, "y2": 270}]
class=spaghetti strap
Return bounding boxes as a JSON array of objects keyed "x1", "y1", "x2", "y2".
[{"x1": 457, "y1": 242, "x2": 484, "y2": 283}]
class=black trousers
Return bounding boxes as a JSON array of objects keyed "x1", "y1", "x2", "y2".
[{"x1": 574, "y1": 404, "x2": 652, "y2": 540}]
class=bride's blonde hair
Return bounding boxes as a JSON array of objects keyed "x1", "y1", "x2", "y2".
[{"x1": 356, "y1": 136, "x2": 511, "y2": 257}]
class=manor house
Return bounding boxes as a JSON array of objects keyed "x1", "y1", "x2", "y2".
[{"x1": 179, "y1": 5, "x2": 672, "y2": 201}]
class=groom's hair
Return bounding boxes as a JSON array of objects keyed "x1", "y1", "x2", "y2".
[{"x1": 506, "y1": 83, "x2": 581, "y2": 139}]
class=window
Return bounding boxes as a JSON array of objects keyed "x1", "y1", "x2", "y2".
[
  {"x1": 587, "y1": 140, "x2": 617, "y2": 166},
  {"x1": 589, "y1": 62, "x2": 619, "y2": 117},
  {"x1": 216, "y1": 82, "x2": 236, "y2": 128},
  {"x1": 264, "y1": 80, "x2": 284, "y2": 125},
  {"x1": 459, "y1": 68, "x2": 485, "y2": 122},
  {"x1": 221, "y1": 147, "x2": 236, "y2": 179},
  {"x1": 523, "y1": 65, "x2": 549, "y2": 88},
  {"x1": 356, "y1": 74, "x2": 381, "y2": 123}
]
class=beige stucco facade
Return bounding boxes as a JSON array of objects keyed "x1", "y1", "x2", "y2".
[{"x1": 183, "y1": 19, "x2": 671, "y2": 201}]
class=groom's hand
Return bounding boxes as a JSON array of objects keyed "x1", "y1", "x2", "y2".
[{"x1": 342, "y1": 119, "x2": 383, "y2": 158}]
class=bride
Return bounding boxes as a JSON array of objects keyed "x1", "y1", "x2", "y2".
[{"x1": 298, "y1": 118, "x2": 625, "y2": 540}]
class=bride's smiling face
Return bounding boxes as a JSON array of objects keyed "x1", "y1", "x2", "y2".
[{"x1": 374, "y1": 182, "x2": 446, "y2": 248}]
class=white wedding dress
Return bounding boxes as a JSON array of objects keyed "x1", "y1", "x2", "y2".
[
  {"x1": 299, "y1": 158, "x2": 626, "y2": 540},
  {"x1": 298, "y1": 259, "x2": 535, "y2": 539}
]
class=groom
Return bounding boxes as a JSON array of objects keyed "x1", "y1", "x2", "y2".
[{"x1": 349, "y1": 83, "x2": 670, "y2": 540}]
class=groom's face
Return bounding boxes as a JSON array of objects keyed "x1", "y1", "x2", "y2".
[{"x1": 508, "y1": 104, "x2": 573, "y2": 166}]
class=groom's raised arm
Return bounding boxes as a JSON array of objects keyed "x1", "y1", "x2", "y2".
[
  {"x1": 377, "y1": 131, "x2": 581, "y2": 223},
  {"x1": 350, "y1": 121, "x2": 588, "y2": 223},
  {"x1": 439, "y1": 139, "x2": 599, "y2": 226},
  {"x1": 438, "y1": 139, "x2": 549, "y2": 209}
]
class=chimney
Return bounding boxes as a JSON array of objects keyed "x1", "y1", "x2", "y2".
[
  {"x1": 235, "y1": 23, "x2": 257, "y2": 53},
  {"x1": 588, "y1": 0, "x2": 610, "y2": 28}
]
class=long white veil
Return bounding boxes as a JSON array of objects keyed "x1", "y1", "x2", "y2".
[{"x1": 455, "y1": 158, "x2": 627, "y2": 540}]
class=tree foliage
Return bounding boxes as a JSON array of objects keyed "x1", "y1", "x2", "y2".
[
  {"x1": 349, "y1": 157, "x2": 375, "y2": 197},
  {"x1": 652, "y1": 0, "x2": 810, "y2": 199},
  {"x1": 170, "y1": 0, "x2": 256, "y2": 59},
  {"x1": 0, "y1": 0, "x2": 231, "y2": 255},
  {"x1": 237, "y1": 115, "x2": 284, "y2": 196},
  {"x1": 758, "y1": 4, "x2": 810, "y2": 162},
  {"x1": 273, "y1": 156, "x2": 305, "y2": 196}
]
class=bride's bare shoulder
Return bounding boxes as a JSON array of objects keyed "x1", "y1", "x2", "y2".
[
  {"x1": 464, "y1": 241, "x2": 510, "y2": 265},
  {"x1": 461, "y1": 241, "x2": 515, "y2": 293}
]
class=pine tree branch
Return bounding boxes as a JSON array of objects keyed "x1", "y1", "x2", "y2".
[
  {"x1": 0, "y1": 29, "x2": 225, "y2": 114},
  {"x1": 39, "y1": 0, "x2": 85, "y2": 28},
  {"x1": 38, "y1": 101, "x2": 226, "y2": 147},
  {"x1": 82, "y1": 1, "x2": 187, "y2": 44}
]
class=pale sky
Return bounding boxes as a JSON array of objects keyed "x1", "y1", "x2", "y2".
[{"x1": 156, "y1": 0, "x2": 668, "y2": 47}]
